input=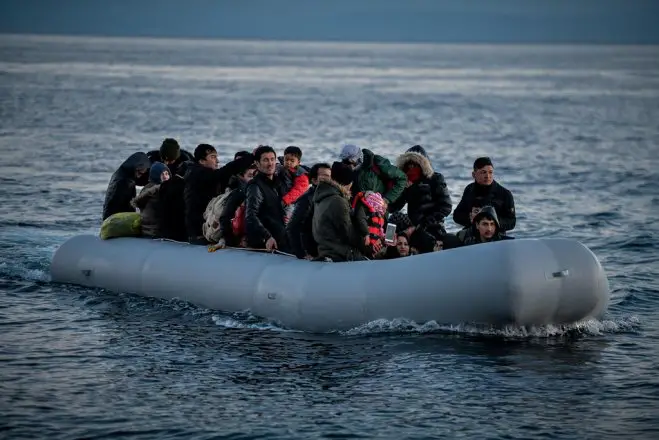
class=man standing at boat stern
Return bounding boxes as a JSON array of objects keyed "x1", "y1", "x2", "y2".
[
  {"x1": 453, "y1": 157, "x2": 516, "y2": 232},
  {"x1": 245, "y1": 145, "x2": 290, "y2": 252},
  {"x1": 184, "y1": 144, "x2": 255, "y2": 245}
]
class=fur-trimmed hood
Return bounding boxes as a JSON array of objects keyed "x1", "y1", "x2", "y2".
[
  {"x1": 131, "y1": 183, "x2": 160, "y2": 210},
  {"x1": 396, "y1": 152, "x2": 434, "y2": 179},
  {"x1": 313, "y1": 179, "x2": 352, "y2": 203}
]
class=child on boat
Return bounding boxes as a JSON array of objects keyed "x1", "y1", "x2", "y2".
[{"x1": 280, "y1": 146, "x2": 310, "y2": 224}]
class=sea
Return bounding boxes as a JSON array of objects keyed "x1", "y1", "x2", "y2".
[{"x1": 0, "y1": 34, "x2": 658, "y2": 439}]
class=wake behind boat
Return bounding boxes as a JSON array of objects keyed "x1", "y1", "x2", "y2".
[{"x1": 50, "y1": 234, "x2": 609, "y2": 332}]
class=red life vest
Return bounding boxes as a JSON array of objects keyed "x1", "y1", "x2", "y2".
[
  {"x1": 352, "y1": 192, "x2": 385, "y2": 247},
  {"x1": 231, "y1": 203, "x2": 246, "y2": 237}
]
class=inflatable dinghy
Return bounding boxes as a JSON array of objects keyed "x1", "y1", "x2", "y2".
[{"x1": 50, "y1": 235, "x2": 609, "y2": 332}]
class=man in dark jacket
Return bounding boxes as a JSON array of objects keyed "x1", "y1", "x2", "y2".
[
  {"x1": 184, "y1": 144, "x2": 255, "y2": 244},
  {"x1": 390, "y1": 145, "x2": 453, "y2": 236},
  {"x1": 339, "y1": 144, "x2": 407, "y2": 209},
  {"x1": 286, "y1": 162, "x2": 332, "y2": 259},
  {"x1": 312, "y1": 162, "x2": 365, "y2": 262},
  {"x1": 245, "y1": 145, "x2": 289, "y2": 252},
  {"x1": 453, "y1": 157, "x2": 516, "y2": 232},
  {"x1": 102, "y1": 152, "x2": 151, "y2": 220},
  {"x1": 457, "y1": 206, "x2": 514, "y2": 246},
  {"x1": 146, "y1": 138, "x2": 194, "y2": 178}
]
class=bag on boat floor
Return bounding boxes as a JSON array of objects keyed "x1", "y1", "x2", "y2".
[
  {"x1": 100, "y1": 212, "x2": 142, "y2": 240},
  {"x1": 202, "y1": 191, "x2": 231, "y2": 243}
]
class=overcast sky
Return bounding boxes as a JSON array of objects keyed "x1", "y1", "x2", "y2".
[{"x1": 1, "y1": 0, "x2": 657, "y2": 44}]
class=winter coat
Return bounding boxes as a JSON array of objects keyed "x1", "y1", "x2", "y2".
[
  {"x1": 353, "y1": 149, "x2": 407, "y2": 206},
  {"x1": 312, "y1": 180, "x2": 365, "y2": 262},
  {"x1": 102, "y1": 152, "x2": 151, "y2": 220}
]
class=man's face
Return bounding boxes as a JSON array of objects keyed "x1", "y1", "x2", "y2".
[
  {"x1": 258, "y1": 152, "x2": 277, "y2": 176},
  {"x1": 284, "y1": 154, "x2": 300, "y2": 170},
  {"x1": 313, "y1": 167, "x2": 331, "y2": 185},
  {"x1": 473, "y1": 165, "x2": 494, "y2": 186},
  {"x1": 476, "y1": 218, "x2": 496, "y2": 240},
  {"x1": 200, "y1": 151, "x2": 219, "y2": 169}
]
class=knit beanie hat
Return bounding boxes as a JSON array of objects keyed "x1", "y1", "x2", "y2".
[
  {"x1": 331, "y1": 161, "x2": 354, "y2": 186},
  {"x1": 149, "y1": 162, "x2": 170, "y2": 184},
  {"x1": 339, "y1": 144, "x2": 364, "y2": 166},
  {"x1": 160, "y1": 138, "x2": 181, "y2": 162}
]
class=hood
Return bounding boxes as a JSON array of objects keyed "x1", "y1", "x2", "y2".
[
  {"x1": 313, "y1": 180, "x2": 352, "y2": 204},
  {"x1": 130, "y1": 182, "x2": 159, "y2": 209},
  {"x1": 119, "y1": 152, "x2": 151, "y2": 186},
  {"x1": 360, "y1": 148, "x2": 375, "y2": 168},
  {"x1": 396, "y1": 152, "x2": 434, "y2": 179},
  {"x1": 473, "y1": 205, "x2": 500, "y2": 230},
  {"x1": 120, "y1": 152, "x2": 151, "y2": 173},
  {"x1": 406, "y1": 145, "x2": 429, "y2": 158}
]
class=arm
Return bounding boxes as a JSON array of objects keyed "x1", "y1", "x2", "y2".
[
  {"x1": 388, "y1": 187, "x2": 408, "y2": 213},
  {"x1": 219, "y1": 189, "x2": 245, "y2": 246},
  {"x1": 429, "y1": 173, "x2": 453, "y2": 220},
  {"x1": 282, "y1": 173, "x2": 310, "y2": 205},
  {"x1": 286, "y1": 190, "x2": 313, "y2": 258},
  {"x1": 244, "y1": 183, "x2": 271, "y2": 248},
  {"x1": 498, "y1": 189, "x2": 516, "y2": 232},
  {"x1": 103, "y1": 178, "x2": 135, "y2": 220},
  {"x1": 375, "y1": 156, "x2": 407, "y2": 205},
  {"x1": 452, "y1": 185, "x2": 472, "y2": 228},
  {"x1": 352, "y1": 204, "x2": 370, "y2": 239}
]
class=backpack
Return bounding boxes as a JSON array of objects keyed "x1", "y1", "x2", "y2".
[{"x1": 202, "y1": 190, "x2": 231, "y2": 243}]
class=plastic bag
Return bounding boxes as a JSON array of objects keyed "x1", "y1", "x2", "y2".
[{"x1": 100, "y1": 212, "x2": 142, "y2": 240}]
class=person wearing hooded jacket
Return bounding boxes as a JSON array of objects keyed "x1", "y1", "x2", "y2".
[
  {"x1": 390, "y1": 145, "x2": 453, "y2": 236},
  {"x1": 130, "y1": 162, "x2": 171, "y2": 238},
  {"x1": 184, "y1": 144, "x2": 256, "y2": 244},
  {"x1": 338, "y1": 144, "x2": 407, "y2": 209},
  {"x1": 146, "y1": 138, "x2": 194, "y2": 178},
  {"x1": 286, "y1": 163, "x2": 332, "y2": 259},
  {"x1": 102, "y1": 152, "x2": 151, "y2": 220},
  {"x1": 457, "y1": 206, "x2": 514, "y2": 246},
  {"x1": 312, "y1": 162, "x2": 365, "y2": 262}
]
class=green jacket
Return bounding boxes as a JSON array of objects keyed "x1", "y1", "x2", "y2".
[
  {"x1": 354, "y1": 149, "x2": 407, "y2": 205},
  {"x1": 312, "y1": 180, "x2": 365, "y2": 262}
]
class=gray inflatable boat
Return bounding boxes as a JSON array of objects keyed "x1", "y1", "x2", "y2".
[{"x1": 50, "y1": 235, "x2": 610, "y2": 332}]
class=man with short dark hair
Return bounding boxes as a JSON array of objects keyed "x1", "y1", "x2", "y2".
[
  {"x1": 245, "y1": 146, "x2": 289, "y2": 251},
  {"x1": 146, "y1": 138, "x2": 194, "y2": 177},
  {"x1": 286, "y1": 162, "x2": 332, "y2": 259},
  {"x1": 184, "y1": 144, "x2": 255, "y2": 244},
  {"x1": 453, "y1": 157, "x2": 516, "y2": 232}
]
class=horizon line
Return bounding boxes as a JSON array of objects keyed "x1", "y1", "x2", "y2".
[{"x1": 1, "y1": 31, "x2": 658, "y2": 48}]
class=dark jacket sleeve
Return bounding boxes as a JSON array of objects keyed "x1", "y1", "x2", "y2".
[
  {"x1": 102, "y1": 176, "x2": 135, "y2": 220},
  {"x1": 286, "y1": 190, "x2": 313, "y2": 258},
  {"x1": 452, "y1": 185, "x2": 472, "y2": 228},
  {"x1": 352, "y1": 204, "x2": 370, "y2": 239},
  {"x1": 498, "y1": 188, "x2": 516, "y2": 232},
  {"x1": 429, "y1": 173, "x2": 453, "y2": 222},
  {"x1": 245, "y1": 183, "x2": 271, "y2": 247},
  {"x1": 219, "y1": 189, "x2": 245, "y2": 246}
]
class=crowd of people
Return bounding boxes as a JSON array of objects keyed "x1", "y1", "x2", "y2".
[{"x1": 102, "y1": 138, "x2": 517, "y2": 262}]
